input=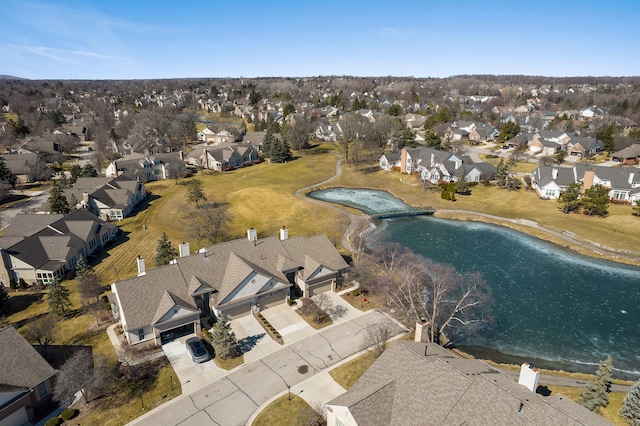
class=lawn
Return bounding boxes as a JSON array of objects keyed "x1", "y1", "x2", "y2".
[
  {"x1": 329, "y1": 352, "x2": 377, "y2": 390},
  {"x1": 546, "y1": 386, "x2": 627, "y2": 425},
  {"x1": 252, "y1": 395, "x2": 320, "y2": 426}
]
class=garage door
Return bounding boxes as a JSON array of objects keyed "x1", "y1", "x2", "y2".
[
  {"x1": 2, "y1": 407, "x2": 28, "y2": 426},
  {"x1": 309, "y1": 281, "x2": 333, "y2": 297},
  {"x1": 223, "y1": 303, "x2": 252, "y2": 320},
  {"x1": 160, "y1": 323, "x2": 195, "y2": 344},
  {"x1": 260, "y1": 290, "x2": 286, "y2": 310}
]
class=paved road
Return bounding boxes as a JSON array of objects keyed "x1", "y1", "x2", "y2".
[
  {"x1": 1, "y1": 190, "x2": 49, "y2": 223},
  {"x1": 129, "y1": 310, "x2": 406, "y2": 426}
]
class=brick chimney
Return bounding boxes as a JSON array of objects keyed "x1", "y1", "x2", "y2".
[
  {"x1": 583, "y1": 169, "x2": 595, "y2": 192},
  {"x1": 400, "y1": 149, "x2": 409, "y2": 173}
]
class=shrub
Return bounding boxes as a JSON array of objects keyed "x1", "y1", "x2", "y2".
[
  {"x1": 9, "y1": 278, "x2": 17, "y2": 290},
  {"x1": 60, "y1": 408, "x2": 78, "y2": 420},
  {"x1": 287, "y1": 299, "x2": 295, "y2": 306},
  {"x1": 351, "y1": 290, "x2": 360, "y2": 297},
  {"x1": 18, "y1": 278, "x2": 28, "y2": 289},
  {"x1": 44, "y1": 417, "x2": 61, "y2": 426}
]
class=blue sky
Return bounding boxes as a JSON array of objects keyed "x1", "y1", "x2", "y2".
[{"x1": 1, "y1": 0, "x2": 638, "y2": 80}]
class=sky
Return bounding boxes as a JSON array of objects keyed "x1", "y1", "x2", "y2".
[{"x1": 1, "y1": 0, "x2": 639, "y2": 80}]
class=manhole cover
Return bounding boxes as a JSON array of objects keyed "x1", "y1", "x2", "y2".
[{"x1": 298, "y1": 365, "x2": 309, "y2": 374}]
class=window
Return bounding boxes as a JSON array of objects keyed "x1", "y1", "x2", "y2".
[
  {"x1": 545, "y1": 189, "x2": 556, "y2": 198},
  {"x1": 37, "y1": 381, "x2": 49, "y2": 399},
  {"x1": 137, "y1": 329, "x2": 145, "y2": 340}
]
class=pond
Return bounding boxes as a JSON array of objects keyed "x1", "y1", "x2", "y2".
[{"x1": 308, "y1": 188, "x2": 640, "y2": 378}]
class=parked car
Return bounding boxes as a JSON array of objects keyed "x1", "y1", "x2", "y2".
[{"x1": 186, "y1": 337, "x2": 209, "y2": 363}]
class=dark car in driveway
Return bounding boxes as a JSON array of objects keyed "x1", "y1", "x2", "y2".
[{"x1": 186, "y1": 337, "x2": 209, "y2": 363}]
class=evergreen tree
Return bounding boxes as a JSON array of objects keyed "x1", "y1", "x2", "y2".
[
  {"x1": 210, "y1": 314, "x2": 241, "y2": 360},
  {"x1": 0, "y1": 158, "x2": 17, "y2": 188},
  {"x1": 495, "y1": 158, "x2": 521, "y2": 190},
  {"x1": 48, "y1": 278, "x2": 73, "y2": 318},
  {"x1": 582, "y1": 184, "x2": 610, "y2": 217},
  {"x1": 596, "y1": 124, "x2": 616, "y2": 152},
  {"x1": 424, "y1": 130, "x2": 441, "y2": 148},
  {"x1": 579, "y1": 356, "x2": 613, "y2": 412},
  {"x1": 269, "y1": 139, "x2": 293, "y2": 163},
  {"x1": 620, "y1": 378, "x2": 640, "y2": 425},
  {"x1": 399, "y1": 127, "x2": 417, "y2": 149},
  {"x1": 68, "y1": 193, "x2": 79, "y2": 212},
  {"x1": 69, "y1": 164, "x2": 83, "y2": 184},
  {"x1": 558, "y1": 182, "x2": 583, "y2": 213},
  {"x1": 155, "y1": 232, "x2": 177, "y2": 266},
  {"x1": 185, "y1": 179, "x2": 206, "y2": 207},
  {"x1": 498, "y1": 120, "x2": 521, "y2": 142},
  {"x1": 81, "y1": 164, "x2": 98, "y2": 177},
  {"x1": 633, "y1": 200, "x2": 640, "y2": 217},
  {"x1": 76, "y1": 256, "x2": 102, "y2": 302},
  {"x1": 48, "y1": 181, "x2": 70, "y2": 214}
]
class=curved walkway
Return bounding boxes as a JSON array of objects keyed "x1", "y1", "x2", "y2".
[{"x1": 294, "y1": 154, "x2": 369, "y2": 252}]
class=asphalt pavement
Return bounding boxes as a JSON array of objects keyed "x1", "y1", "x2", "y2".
[{"x1": 129, "y1": 310, "x2": 407, "y2": 426}]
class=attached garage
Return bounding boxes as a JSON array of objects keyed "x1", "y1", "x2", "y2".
[
  {"x1": 259, "y1": 290, "x2": 288, "y2": 310},
  {"x1": 160, "y1": 323, "x2": 196, "y2": 345},
  {"x1": 308, "y1": 280, "x2": 334, "y2": 297},
  {"x1": 222, "y1": 302, "x2": 253, "y2": 320},
  {"x1": 1, "y1": 407, "x2": 29, "y2": 426}
]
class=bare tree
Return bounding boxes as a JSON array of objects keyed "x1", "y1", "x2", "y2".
[
  {"x1": 312, "y1": 293, "x2": 333, "y2": 323},
  {"x1": 283, "y1": 117, "x2": 313, "y2": 151},
  {"x1": 421, "y1": 260, "x2": 493, "y2": 343},
  {"x1": 53, "y1": 348, "x2": 95, "y2": 406},
  {"x1": 24, "y1": 314, "x2": 57, "y2": 357},
  {"x1": 360, "y1": 320, "x2": 395, "y2": 358},
  {"x1": 184, "y1": 201, "x2": 231, "y2": 245}
]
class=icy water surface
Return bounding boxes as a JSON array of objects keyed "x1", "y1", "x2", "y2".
[{"x1": 310, "y1": 188, "x2": 640, "y2": 378}]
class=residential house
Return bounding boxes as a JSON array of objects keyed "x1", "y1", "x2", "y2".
[
  {"x1": 0, "y1": 326, "x2": 59, "y2": 426},
  {"x1": 110, "y1": 229, "x2": 349, "y2": 346},
  {"x1": 580, "y1": 105, "x2": 604, "y2": 120},
  {"x1": 611, "y1": 143, "x2": 640, "y2": 165},
  {"x1": 397, "y1": 147, "x2": 496, "y2": 184},
  {"x1": 105, "y1": 152, "x2": 185, "y2": 182},
  {"x1": 326, "y1": 340, "x2": 609, "y2": 426},
  {"x1": 378, "y1": 152, "x2": 401, "y2": 171},
  {"x1": 0, "y1": 209, "x2": 118, "y2": 285},
  {"x1": 0, "y1": 152, "x2": 49, "y2": 183},
  {"x1": 566, "y1": 135, "x2": 605, "y2": 157},
  {"x1": 242, "y1": 132, "x2": 268, "y2": 150},
  {"x1": 531, "y1": 163, "x2": 640, "y2": 203},
  {"x1": 185, "y1": 143, "x2": 258, "y2": 171},
  {"x1": 402, "y1": 113, "x2": 426, "y2": 131},
  {"x1": 196, "y1": 127, "x2": 216, "y2": 143},
  {"x1": 64, "y1": 175, "x2": 146, "y2": 221}
]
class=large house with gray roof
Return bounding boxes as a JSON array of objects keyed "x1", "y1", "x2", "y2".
[
  {"x1": 0, "y1": 209, "x2": 118, "y2": 285},
  {"x1": 0, "y1": 326, "x2": 58, "y2": 426},
  {"x1": 104, "y1": 152, "x2": 185, "y2": 182},
  {"x1": 326, "y1": 340, "x2": 609, "y2": 426},
  {"x1": 63, "y1": 175, "x2": 146, "y2": 221},
  {"x1": 110, "y1": 228, "x2": 349, "y2": 346},
  {"x1": 391, "y1": 147, "x2": 496, "y2": 184},
  {"x1": 531, "y1": 163, "x2": 640, "y2": 203}
]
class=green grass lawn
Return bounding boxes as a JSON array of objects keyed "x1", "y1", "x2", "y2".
[{"x1": 329, "y1": 352, "x2": 377, "y2": 390}]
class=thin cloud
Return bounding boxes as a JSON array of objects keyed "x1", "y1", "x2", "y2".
[{"x1": 9, "y1": 44, "x2": 132, "y2": 64}]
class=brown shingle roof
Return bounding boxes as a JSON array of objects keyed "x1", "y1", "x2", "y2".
[{"x1": 0, "y1": 326, "x2": 57, "y2": 390}]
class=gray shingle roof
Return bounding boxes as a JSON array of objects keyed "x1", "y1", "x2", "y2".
[
  {"x1": 0, "y1": 326, "x2": 57, "y2": 390},
  {"x1": 328, "y1": 341, "x2": 609, "y2": 426},
  {"x1": 112, "y1": 234, "x2": 349, "y2": 330}
]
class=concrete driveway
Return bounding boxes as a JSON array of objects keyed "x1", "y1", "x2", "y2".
[
  {"x1": 230, "y1": 314, "x2": 281, "y2": 363},
  {"x1": 131, "y1": 310, "x2": 407, "y2": 426},
  {"x1": 313, "y1": 291, "x2": 362, "y2": 323},
  {"x1": 261, "y1": 304, "x2": 315, "y2": 344},
  {"x1": 162, "y1": 335, "x2": 225, "y2": 394}
]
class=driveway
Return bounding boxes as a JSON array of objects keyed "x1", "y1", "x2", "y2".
[
  {"x1": 230, "y1": 314, "x2": 281, "y2": 363},
  {"x1": 130, "y1": 310, "x2": 407, "y2": 426},
  {"x1": 260, "y1": 304, "x2": 315, "y2": 345},
  {"x1": 162, "y1": 335, "x2": 225, "y2": 395},
  {"x1": 312, "y1": 291, "x2": 362, "y2": 323}
]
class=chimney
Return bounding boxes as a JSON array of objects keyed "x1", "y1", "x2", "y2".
[
  {"x1": 583, "y1": 169, "x2": 595, "y2": 192},
  {"x1": 179, "y1": 150, "x2": 184, "y2": 161},
  {"x1": 280, "y1": 226, "x2": 288, "y2": 240},
  {"x1": 518, "y1": 363, "x2": 540, "y2": 393},
  {"x1": 178, "y1": 242, "x2": 190, "y2": 258},
  {"x1": 136, "y1": 256, "x2": 146, "y2": 276},
  {"x1": 629, "y1": 172, "x2": 635, "y2": 185},
  {"x1": 552, "y1": 168, "x2": 558, "y2": 180},
  {"x1": 401, "y1": 149, "x2": 409, "y2": 173},
  {"x1": 82, "y1": 192, "x2": 89, "y2": 205},
  {"x1": 247, "y1": 228, "x2": 257, "y2": 244}
]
